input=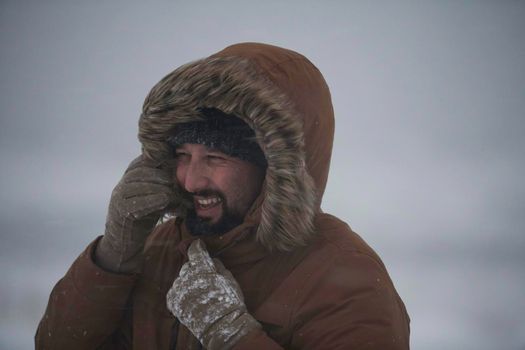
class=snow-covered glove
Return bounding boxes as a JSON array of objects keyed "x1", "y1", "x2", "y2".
[
  {"x1": 95, "y1": 155, "x2": 176, "y2": 273},
  {"x1": 166, "y1": 239, "x2": 261, "y2": 350}
]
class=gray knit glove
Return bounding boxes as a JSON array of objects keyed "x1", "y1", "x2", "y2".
[
  {"x1": 95, "y1": 155, "x2": 176, "y2": 273},
  {"x1": 166, "y1": 240, "x2": 261, "y2": 350}
]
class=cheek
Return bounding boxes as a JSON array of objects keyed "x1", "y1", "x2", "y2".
[
  {"x1": 175, "y1": 165, "x2": 185, "y2": 185},
  {"x1": 214, "y1": 164, "x2": 265, "y2": 212},
  {"x1": 233, "y1": 168, "x2": 264, "y2": 204},
  {"x1": 215, "y1": 170, "x2": 245, "y2": 201}
]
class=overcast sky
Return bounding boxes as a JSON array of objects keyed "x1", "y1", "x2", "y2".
[{"x1": 1, "y1": 1, "x2": 524, "y2": 349}]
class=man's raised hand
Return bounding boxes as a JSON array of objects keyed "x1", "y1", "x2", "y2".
[{"x1": 95, "y1": 155, "x2": 176, "y2": 273}]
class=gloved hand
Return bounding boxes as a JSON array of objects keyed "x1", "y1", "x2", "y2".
[
  {"x1": 166, "y1": 240, "x2": 261, "y2": 350},
  {"x1": 95, "y1": 155, "x2": 176, "y2": 273}
]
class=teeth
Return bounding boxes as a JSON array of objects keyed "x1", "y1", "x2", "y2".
[{"x1": 197, "y1": 197, "x2": 221, "y2": 207}]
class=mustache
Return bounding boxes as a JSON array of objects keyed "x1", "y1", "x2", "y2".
[
  {"x1": 180, "y1": 189, "x2": 227, "y2": 209},
  {"x1": 188, "y1": 189, "x2": 224, "y2": 199}
]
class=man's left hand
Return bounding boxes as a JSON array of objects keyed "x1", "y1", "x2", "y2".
[{"x1": 166, "y1": 239, "x2": 261, "y2": 350}]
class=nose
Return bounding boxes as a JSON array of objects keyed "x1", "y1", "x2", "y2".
[{"x1": 176, "y1": 158, "x2": 210, "y2": 194}]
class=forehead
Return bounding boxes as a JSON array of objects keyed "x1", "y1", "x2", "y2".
[{"x1": 175, "y1": 143, "x2": 265, "y2": 176}]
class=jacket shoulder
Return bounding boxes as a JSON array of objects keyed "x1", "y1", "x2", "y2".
[
  {"x1": 255, "y1": 213, "x2": 410, "y2": 349},
  {"x1": 313, "y1": 213, "x2": 386, "y2": 267}
]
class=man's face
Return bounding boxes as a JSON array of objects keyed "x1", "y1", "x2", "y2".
[{"x1": 175, "y1": 143, "x2": 265, "y2": 235}]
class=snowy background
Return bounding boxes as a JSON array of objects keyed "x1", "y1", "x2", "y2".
[{"x1": 1, "y1": 1, "x2": 524, "y2": 349}]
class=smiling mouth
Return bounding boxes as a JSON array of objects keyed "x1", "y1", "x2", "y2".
[{"x1": 195, "y1": 196, "x2": 223, "y2": 210}]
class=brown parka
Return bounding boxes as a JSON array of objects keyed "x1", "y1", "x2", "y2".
[{"x1": 36, "y1": 43, "x2": 410, "y2": 349}]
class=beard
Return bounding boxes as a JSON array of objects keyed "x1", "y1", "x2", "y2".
[{"x1": 184, "y1": 190, "x2": 244, "y2": 236}]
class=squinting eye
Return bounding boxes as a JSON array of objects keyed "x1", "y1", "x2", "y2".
[
  {"x1": 207, "y1": 154, "x2": 226, "y2": 161},
  {"x1": 175, "y1": 153, "x2": 190, "y2": 161}
]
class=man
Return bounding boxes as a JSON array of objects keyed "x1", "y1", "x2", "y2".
[{"x1": 36, "y1": 42, "x2": 410, "y2": 349}]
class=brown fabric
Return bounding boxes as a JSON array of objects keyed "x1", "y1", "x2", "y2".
[
  {"x1": 36, "y1": 216, "x2": 409, "y2": 349},
  {"x1": 35, "y1": 237, "x2": 137, "y2": 350},
  {"x1": 36, "y1": 43, "x2": 410, "y2": 349}
]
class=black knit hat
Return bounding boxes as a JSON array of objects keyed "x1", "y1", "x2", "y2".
[{"x1": 167, "y1": 108, "x2": 267, "y2": 168}]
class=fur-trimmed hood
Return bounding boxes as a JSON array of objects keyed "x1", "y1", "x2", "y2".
[{"x1": 139, "y1": 43, "x2": 334, "y2": 252}]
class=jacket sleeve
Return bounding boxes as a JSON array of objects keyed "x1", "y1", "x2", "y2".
[{"x1": 35, "y1": 237, "x2": 138, "y2": 350}]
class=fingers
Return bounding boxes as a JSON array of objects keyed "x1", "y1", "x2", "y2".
[
  {"x1": 116, "y1": 192, "x2": 174, "y2": 219},
  {"x1": 180, "y1": 244, "x2": 243, "y2": 299},
  {"x1": 124, "y1": 166, "x2": 173, "y2": 186},
  {"x1": 212, "y1": 259, "x2": 233, "y2": 279},
  {"x1": 119, "y1": 182, "x2": 174, "y2": 199},
  {"x1": 125, "y1": 154, "x2": 164, "y2": 173},
  {"x1": 110, "y1": 155, "x2": 177, "y2": 220},
  {"x1": 186, "y1": 240, "x2": 216, "y2": 273},
  {"x1": 212, "y1": 258, "x2": 227, "y2": 273},
  {"x1": 168, "y1": 247, "x2": 249, "y2": 343}
]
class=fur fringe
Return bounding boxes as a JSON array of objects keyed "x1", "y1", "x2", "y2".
[{"x1": 139, "y1": 56, "x2": 316, "y2": 252}]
